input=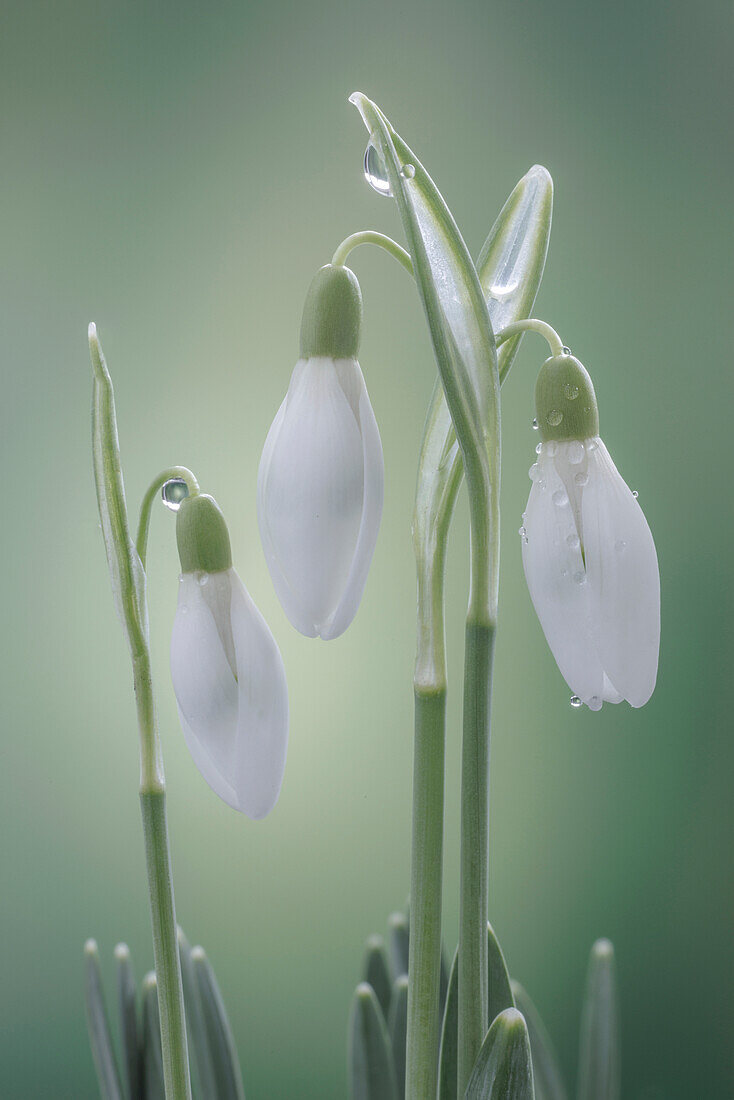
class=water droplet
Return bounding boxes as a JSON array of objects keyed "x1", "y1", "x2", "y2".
[
  {"x1": 545, "y1": 441, "x2": 558, "y2": 457},
  {"x1": 566, "y1": 533, "x2": 580, "y2": 549},
  {"x1": 535, "y1": 442, "x2": 542, "y2": 454},
  {"x1": 547, "y1": 409, "x2": 563, "y2": 427},
  {"x1": 161, "y1": 478, "x2": 189, "y2": 511},
  {"x1": 586, "y1": 439, "x2": 599, "y2": 453},
  {"x1": 588, "y1": 695, "x2": 603, "y2": 711},
  {"x1": 570, "y1": 695, "x2": 582, "y2": 708},
  {"x1": 632, "y1": 490, "x2": 639, "y2": 499},
  {"x1": 364, "y1": 142, "x2": 392, "y2": 196},
  {"x1": 197, "y1": 572, "x2": 209, "y2": 587},
  {"x1": 561, "y1": 346, "x2": 572, "y2": 357},
  {"x1": 399, "y1": 162, "x2": 415, "y2": 179},
  {"x1": 531, "y1": 417, "x2": 539, "y2": 430},
  {"x1": 528, "y1": 463, "x2": 541, "y2": 481},
  {"x1": 615, "y1": 539, "x2": 626, "y2": 553},
  {"x1": 574, "y1": 471, "x2": 589, "y2": 487},
  {"x1": 564, "y1": 382, "x2": 580, "y2": 400},
  {"x1": 573, "y1": 570, "x2": 586, "y2": 585},
  {"x1": 488, "y1": 280, "x2": 519, "y2": 302},
  {"x1": 568, "y1": 441, "x2": 585, "y2": 464},
  {"x1": 552, "y1": 489, "x2": 568, "y2": 507},
  {"x1": 518, "y1": 526, "x2": 528, "y2": 544}
]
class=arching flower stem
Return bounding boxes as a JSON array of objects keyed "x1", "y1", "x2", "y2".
[
  {"x1": 495, "y1": 318, "x2": 565, "y2": 366},
  {"x1": 136, "y1": 467, "x2": 200, "y2": 567},
  {"x1": 331, "y1": 230, "x2": 414, "y2": 276}
]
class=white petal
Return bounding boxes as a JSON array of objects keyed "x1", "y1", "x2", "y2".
[
  {"x1": 522, "y1": 446, "x2": 605, "y2": 708},
  {"x1": 257, "y1": 357, "x2": 383, "y2": 638},
  {"x1": 581, "y1": 441, "x2": 660, "y2": 707},
  {"x1": 170, "y1": 569, "x2": 288, "y2": 818},
  {"x1": 319, "y1": 360, "x2": 384, "y2": 639}
]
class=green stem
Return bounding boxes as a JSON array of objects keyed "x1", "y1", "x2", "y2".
[
  {"x1": 405, "y1": 688, "x2": 446, "y2": 1100},
  {"x1": 495, "y1": 318, "x2": 564, "y2": 361},
  {"x1": 331, "y1": 230, "x2": 414, "y2": 276},
  {"x1": 136, "y1": 467, "x2": 200, "y2": 568}
]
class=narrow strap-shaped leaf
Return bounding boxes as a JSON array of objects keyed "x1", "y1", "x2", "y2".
[
  {"x1": 84, "y1": 940, "x2": 123, "y2": 1100},
  {"x1": 464, "y1": 1008, "x2": 534, "y2": 1099},
  {"x1": 349, "y1": 983, "x2": 399, "y2": 1100},
  {"x1": 388, "y1": 911, "x2": 410, "y2": 979},
  {"x1": 192, "y1": 946, "x2": 246, "y2": 1100},
  {"x1": 388, "y1": 975, "x2": 409, "y2": 1100},
  {"x1": 577, "y1": 940, "x2": 620, "y2": 1100},
  {"x1": 438, "y1": 947, "x2": 459, "y2": 1100},
  {"x1": 439, "y1": 927, "x2": 515, "y2": 1100},
  {"x1": 363, "y1": 935, "x2": 393, "y2": 1022},
  {"x1": 142, "y1": 973, "x2": 165, "y2": 1100},
  {"x1": 178, "y1": 930, "x2": 218, "y2": 1100},
  {"x1": 511, "y1": 982, "x2": 567, "y2": 1100},
  {"x1": 114, "y1": 944, "x2": 142, "y2": 1100}
]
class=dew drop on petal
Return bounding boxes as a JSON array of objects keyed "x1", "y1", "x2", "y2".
[
  {"x1": 364, "y1": 142, "x2": 392, "y2": 196},
  {"x1": 632, "y1": 490, "x2": 639, "y2": 498},
  {"x1": 545, "y1": 441, "x2": 557, "y2": 457},
  {"x1": 529, "y1": 463, "x2": 541, "y2": 481},
  {"x1": 574, "y1": 471, "x2": 589, "y2": 487},
  {"x1": 564, "y1": 382, "x2": 580, "y2": 400},
  {"x1": 588, "y1": 695, "x2": 603, "y2": 711},
  {"x1": 547, "y1": 409, "x2": 563, "y2": 427},
  {"x1": 573, "y1": 570, "x2": 586, "y2": 585},
  {"x1": 536, "y1": 442, "x2": 542, "y2": 454},
  {"x1": 531, "y1": 417, "x2": 539, "y2": 430},
  {"x1": 399, "y1": 162, "x2": 416, "y2": 179},
  {"x1": 586, "y1": 439, "x2": 599, "y2": 452},
  {"x1": 570, "y1": 694, "x2": 582, "y2": 708},
  {"x1": 552, "y1": 489, "x2": 569, "y2": 507},
  {"x1": 566, "y1": 533, "x2": 580, "y2": 549},
  {"x1": 161, "y1": 478, "x2": 189, "y2": 511},
  {"x1": 197, "y1": 572, "x2": 209, "y2": 587}
]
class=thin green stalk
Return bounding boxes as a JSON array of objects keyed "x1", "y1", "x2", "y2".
[
  {"x1": 90, "y1": 325, "x2": 192, "y2": 1100},
  {"x1": 137, "y1": 468, "x2": 200, "y2": 567},
  {"x1": 332, "y1": 230, "x2": 414, "y2": 276}
]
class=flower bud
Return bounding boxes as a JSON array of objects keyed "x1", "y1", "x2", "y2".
[
  {"x1": 170, "y1": 493, "x2": 288, "y2": 818},
  {"x1": 257, "y1": 266, "x2": 384, "y2": 640},
  {"x1": 534, "y1": 354, "x2": 599, "y2": 442}
]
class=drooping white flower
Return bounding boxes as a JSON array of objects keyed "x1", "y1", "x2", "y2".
[
  {"x1": 522, "y1": 354, "x2": 660, "y2": 710},
  {"x1": 257, "y1": 265, "x2": 384, "y2": 640},
  {"x1": 170, "y1": 493, "x2": 288, "y2": 818}
]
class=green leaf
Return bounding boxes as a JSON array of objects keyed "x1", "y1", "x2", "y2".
[
  {"x1": 577, "y1": 940, "x2": 620, "y2": 1100},
  {"x1": 511, "y1": 982, "x2": 567, "y2": 1100},
  {"x1": 464, "y1": 1009, "x2": 534, "y2": 1099},
  {"x1": 439, "y1": 926, "x2": 515, "y2": 1100},
  {"x1": 84, "y1": 940, "x2": 123, "y2": 1100},
  {"x1": 114, "y1": 944, "x2": 142, "y2": 1100},
  {"x1": 192, "y1": 946, "x2": 246, "y2": 1100},
  {"x1": 350, "y1": 92, "x2": 499, "y2": 510},
  {"x1": 142, "y1": 973, "x2": 165, "y2": 1100},
  {"x1": 388, "y1": 975, "x2": 409, "y2": 1100},
  {"x1": 178, "y1": 929, "x2": 218, "y2": 1100},
  {"x1": 388, "y1": 911, "x2": 410, "y2": 979},
  {"x1": 348, "y1": 982, "x2": 399, "y2": 1100},
  {"x1": 363, "y1": 935, "x2": 393, "y2": 1022}
]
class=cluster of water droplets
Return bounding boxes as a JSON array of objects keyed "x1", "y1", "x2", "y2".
[
  {"x1": 161, "y1": 478, "x2": 189, "y2": 512},
  {"x1": 363, "y1": 141, "x2": 415, "y2": 196}
]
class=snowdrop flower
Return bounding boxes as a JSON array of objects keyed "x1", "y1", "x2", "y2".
[
  {"x1": 258, "y1": 264, "x2": 384, "y2": 639},
  {"x1": 170, "y1": 493, "x2": 288, "y2": 818},
  {"x1": 522, "y1": 353, "x2": 659, "y2": 710}
]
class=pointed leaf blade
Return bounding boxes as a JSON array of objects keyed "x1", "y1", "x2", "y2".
[
  {"x1": 487, "y1": 921, "x2": 515, "y2": 1027},
  {"x1": 348, "y1": 982, "x2": 399, "y2": 1100},
  {"x1": 511, "y1": 981, "x2": 567, "y2": 1100},
  {"x1": 388, "y1": 975, "x2": 409, "y2": 1100},
  {"x1": 438, "y1": 946, "x2": 459, "y2": 1100},
  {"x1": 84, "y1": 940, "x2": 124, "y2": 1100},
  {"x1": 178, "y1": 930, "x2": 218, "y2": 1100},
  {"x1": 142, "y1": 973, "x2": 165, "y2": 1100},
  {"x1": 363, "y1": 935, "x2": 393, "y2": 1022},
  {"x1": 192, "y1": 946, "x2": 246, "y2": 1100},
  {"x1": 465, "y1": 1008, "x2": 534, "y2": 1099},
  {"x1": 115, "y1": 944, "x2": 142, "y2": 1100},
  {"x1": 388, "y1": 911, "x2": 410, "y2": 979},
  {"x1": 577, "y1": 940, "x2": 620, "y2": 1100}
]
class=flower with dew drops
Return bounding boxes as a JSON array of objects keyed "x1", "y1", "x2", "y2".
[
  {"x1": 170, "y1": 492, "x2": 288, "y2": 818},
  {"x1": 522, "y1": 353, "x2": 660, "y2": 710},
  {"x1": 257, "y1": 264, "x2": 384, "y2": 639}
]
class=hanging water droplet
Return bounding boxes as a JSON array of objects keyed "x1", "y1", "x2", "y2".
[
  {"x1": 632, "y1": 490, "x2": 639, "y2": 498},
  {"x1": 615, "y1": 539, "x2": 627, "y2": 553},
  {"x1": 161, "y1": 478, "x2": 189, "y2": 511},
  {"x1": 197, "y1": 572, "x2": 210, "y2": 587},
  {"x1": 552, "y1": 489, "x2": 568, "y2": 507},
  {"x1": 561, "y1": 346, "x2": 572, "y2": 357},
  {"x1": 568, "y1": 441, "x2": 585, "y2": 464},
  {"x1": 564, "y1": 382, "x2": 580, "y2": 400},
  {"x1": 364, "y1": 142, "x2": 392, "y2": 196},
  {"x1": 535, "y1": 442, "x2": 542, "y2": 454},
  {"x1": 518, "y1": 526, "x2": 528, "y2": 544},
  {"x1": 588, "y1": 695, "x2": 602, "y2": 711},
  {"x1": 531, "y1": 417, "x2": 539, "y2": 430},
  {"x1": 574, "y1": 471, "x2": 589, "y2": 487},
  {"x1": 547, "y1": 409, "x2": 563, "y2": 427},
  {"x1": 570, "y1": 695, "x2": 582, "y2": 708},
  {"x1": 586, "y1": 439, "x2": 599, "y2": 452},
  {"x1": 528, "y1": 463, "x2": 541, "y2": 481},
  {"x1": 566, "y1": 533, "x2": 580, "y2": 549},
  {"x1": 399, "y1": 162, "x2": 415, "y2": 179}
]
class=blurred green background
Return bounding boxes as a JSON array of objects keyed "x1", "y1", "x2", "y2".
[{"x1": 1, "y1": 0, "x2": 732, "y2": 1096}]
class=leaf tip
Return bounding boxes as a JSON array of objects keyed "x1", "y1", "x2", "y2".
[{"x1": 113, "y1": 942, "x2": 130, "y2": 962}]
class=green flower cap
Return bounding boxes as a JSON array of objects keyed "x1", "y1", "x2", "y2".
[
  {"x1": 176, "y1": 493, "x2": 232, "y2": 575},
  {"x1": 535, "y1": 353, "x2": 599, "y2": 441},
  {"x1": 299, "y1": 264, "x2": 363, "y2": 360}
]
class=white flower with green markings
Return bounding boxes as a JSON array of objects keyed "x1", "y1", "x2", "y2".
[
  {"x1": 257, "y1": 264, "x2": 384, "y2": 640},
  {"x1": 522, "y1": 353, "x2": 660, "y2": 710}
]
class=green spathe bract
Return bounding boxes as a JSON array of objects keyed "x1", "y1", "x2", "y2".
[
  {"x1": 535, "y1": 354, "x2": 599, "y2": 442},
  {"x1": 300, "y1": 263, "x2": 363, "y2": 359},
  {"x1": 175, "y1": 494, "x2": 233, "y2": 575}
]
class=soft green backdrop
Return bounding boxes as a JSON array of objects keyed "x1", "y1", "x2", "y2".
[{"x1": 1, "y1": 1, "x2": 732, "y2": 1096}]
